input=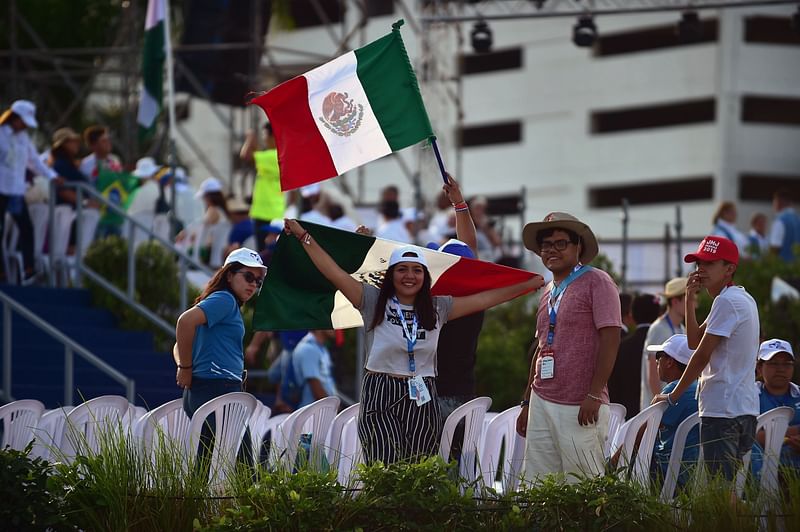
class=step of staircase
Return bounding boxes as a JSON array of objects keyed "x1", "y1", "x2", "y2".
[{"x1": 0, "y1": 284, "x2": 179, "y2": 408}]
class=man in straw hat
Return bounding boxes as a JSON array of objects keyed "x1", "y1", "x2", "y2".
[
  {"x1": 516, "y1": 212, "x2": 622, "y2": 481},
  {"x1": 0, "y1": 100, "x2": 59, "y2": 283},
  {"x1": 653, "y1": 235, "x2": 759, "y2": 482},
  {"x1": 640, "y1": 276, "x2": 687, "y2": 410}
]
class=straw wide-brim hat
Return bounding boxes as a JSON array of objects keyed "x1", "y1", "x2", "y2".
[
  {"x1": 51, "y1": 127, "x2": 80, "y2": 149},
  {"x1": 523, "y1": 212, "x2": 599, "y2": 263}
]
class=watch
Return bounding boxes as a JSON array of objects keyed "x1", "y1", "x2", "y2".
[{"x1": 519, "y1": 399, "x2": 530, "y2": 407}]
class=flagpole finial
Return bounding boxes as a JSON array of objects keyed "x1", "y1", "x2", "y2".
[{"x1": 392, "y1": 19, "x2": 405, "y2": 31}]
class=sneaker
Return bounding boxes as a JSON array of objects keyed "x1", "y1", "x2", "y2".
[{"x1": 21, "y1": 271, "x2": 41, "y2": 286}]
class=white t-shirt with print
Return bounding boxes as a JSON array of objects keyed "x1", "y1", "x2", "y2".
[
  {"x1": 698, "y1": 285, "x2": 760, "y2": 418},
  {"x1": 359, "y1": 283, "x2": 453, "y2": 378}
]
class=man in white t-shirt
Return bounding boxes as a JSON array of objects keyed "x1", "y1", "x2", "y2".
[
  {"x1": 641, "y1": 277, "x2": 687, "y2": 410},
  {"x1": 653, "y1": 235, "x2": 759, "y2": 481}
]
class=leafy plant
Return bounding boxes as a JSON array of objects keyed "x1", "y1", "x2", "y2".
[{"x1": 0, "y1": 443, "x2": 70, "y2": 531}]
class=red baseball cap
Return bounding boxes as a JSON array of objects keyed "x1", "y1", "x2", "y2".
[{"x1": 684, "y1": 236, "x2": 739, "y2": 265}]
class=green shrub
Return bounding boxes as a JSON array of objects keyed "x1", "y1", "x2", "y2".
[{"x1": 0, "y1": 444, "x2": 70, "y2": 531}]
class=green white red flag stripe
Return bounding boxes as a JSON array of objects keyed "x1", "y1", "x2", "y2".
[
  {"x1": 253, "y1": 222, "x2": 538, "y2": 331},
  {"x1": 250, "y1": 20, "x2": 434, "y2": 192},
  {"x1": 137, "y1": 0, "x2": 165, "y2": 131}
]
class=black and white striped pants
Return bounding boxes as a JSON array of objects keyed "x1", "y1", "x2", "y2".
[{"x1": 357, "y1": 372, "x2": 442, "y2": 465}]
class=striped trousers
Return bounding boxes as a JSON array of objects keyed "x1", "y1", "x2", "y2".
[{"x1": 357, "y1": 372, "x2": 442, "y2": 465}]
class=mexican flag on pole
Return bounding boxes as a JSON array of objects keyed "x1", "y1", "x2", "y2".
[
  {"x1": 137, "y1": 0, "x2": 166, "y2": 133},
  {"x1": 252, "y1": 222, "x2": 538, "y2": 331},
  {"x1": 249, "y1": 20, "x2": 434, "y2": 192}
]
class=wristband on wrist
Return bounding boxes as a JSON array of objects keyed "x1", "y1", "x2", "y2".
[
  {"x1": 520, "y1": 399, "x2": 530, "y2": 407},
  {"x1": 586, "y1": 392, "x2": 603, "y2": 403},
  {"x1": 297, "y1": 230, "x2": 308, "y2": 242},
  {"x1": 452, "y1": 201, "x2": 468, "y2": 212},
  {"x1": 177, "y1": 364, "x2": 192, "y2": 369},
  {"x1": 666, "y1": 393, "x2": 677, "y2": 406}
]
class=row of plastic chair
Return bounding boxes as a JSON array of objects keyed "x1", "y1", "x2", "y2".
[{"x1": 604, "y1": 401, "x2": 794, "y2": 501}]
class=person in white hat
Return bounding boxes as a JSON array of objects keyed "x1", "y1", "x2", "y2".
[
  {"x1": 641, "y1": 276, "x2": 688, "y2": 410},
  {"x1": 126, "y1": 157, "x2": 163, "y2": 217},
  {"x1": 173, "y1": 247, "x2": 267, "y2": 464},
  {"x1": 647, "y1": 334, "x2": 700, "y2": 484},
  {"x1": 0, "y1": 100, "x2": 59, "y2": 283},
  {"x1": 283, "y1": 217, "x2": 544, "y2": 465},
  {"x1": 754, "y1": 339, "x2": 799, "y2": 471},
  {"x1": 515, "y1": 212, "x2": 622, "y2": 483}
]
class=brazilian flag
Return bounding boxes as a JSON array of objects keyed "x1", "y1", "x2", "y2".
[{"x1": 96, "y1": 167, "x2": 139, "y2": 230}]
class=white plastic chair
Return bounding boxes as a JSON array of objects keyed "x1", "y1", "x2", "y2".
[
  {"x1": 75, "y1": 207, "x2": 100, "y2": 258},
  {"x1": 61, "y1": 395, "x2": 131, "y2": 462},
  {"x1": 184, "y1": 392, "x2": 258, "y2": 487},
  {"x1": 337, "y1": 416, "x2": 363, "y2": 486},
  {"x1": 610, "y1": 401, "x2": 668, "y2": 486},
  {"x1": 2, "y1": 213, "x2": 24, "y2": 284},
  {"x1": 439, "y1": 396, "x2": 493, "y2": 484},
  {"x1": 479, "y1": 405, "x2": 522, "y2": 493},
  {"x1": 30, "y1": 407, "x2": 72, "y2": 460},
  {"x1": 136, "y1": 398, "x2": 191, "y2": 456},
  {"x1": 247, "y1": 401, "x2": 273, "y2": 465},
  {"x1": 50, "y1": 205, "x2": 76, "y2": 285},
  {"x1": 27, "y1": 202, "x2": 50, "y2": 276},
  {"x1": 259, "y1": 412, "x2": 290, "y2": 466},
  {"x1": 660, "y1": 411, "x2": 701, "y2": 501},
  {"x1": 327, "y1": 403, "x2": 360, "y2": 471},
  {"x1": 736, "y1": 406, "x2": 795, "y2": 496},
  {"x1": 604, "y1": 403, "x2": 628, "y2": 457},
  {"x1": 0, "y1": 399, "x2": 45, "y2": 451},
  {"x1": 275, "y1": 396, "x2": 340, "y2": 471},
  {"x1": 124, "y1": 210, "x2": 155, "y2": 250}
]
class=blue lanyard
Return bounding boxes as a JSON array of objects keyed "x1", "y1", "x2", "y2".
[
  {"x1": 664, "y1": 314, "x2": 675, "y2": 335},
  {"x1": 546, "y1": 265, "x2": 591, "y2": 346},
  {"x1": 391, "y1": 297, "x2": 419, "y2": 373}
]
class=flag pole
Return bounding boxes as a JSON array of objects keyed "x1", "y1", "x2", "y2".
[
  {"x1": 162, "y1": 0, "x2": 179, "y2": 237},
  {"x1": 431, "y1": 137, "x2": 449, "y2": 184}
]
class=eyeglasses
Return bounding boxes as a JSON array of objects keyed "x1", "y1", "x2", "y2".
[
  {"x1": 236, "y1": 270, "x2": 264, "y2": 288},
  {"x1": 762, "y1": 361, "x2": 795, "y2": 369},
  {"x1": 540, "y1": 239, "x2": 573, "y2": 252}
]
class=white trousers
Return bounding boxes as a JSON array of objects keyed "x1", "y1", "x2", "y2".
[{"x1": 523, "y1": 390, "x2": 609, "y2": 483}]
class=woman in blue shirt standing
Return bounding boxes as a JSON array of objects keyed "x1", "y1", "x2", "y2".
[{"x1": 173, "y1": 247, "x2": 267, "y2": 462}]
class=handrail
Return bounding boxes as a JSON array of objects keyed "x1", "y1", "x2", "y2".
[
  {"x1": 0, "y1": 289, "x2": 135, "y2": 405},
  {"x1": 47, "y1": 180, "x2": 214, "y2": 338}
]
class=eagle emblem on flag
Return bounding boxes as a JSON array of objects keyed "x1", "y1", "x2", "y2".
[{"x1": 318, "y1": 92, "x2": 364, "y2": 137}]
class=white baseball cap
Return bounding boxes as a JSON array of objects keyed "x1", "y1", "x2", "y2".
[
  {"x1": 647, "y1": 334, "x2": 693, "y2": 365},
  {"x1": 300, "y1": 183, "x2": 321, "y2": 198},
  {"x1": 195, "y1": 177, "x2": 223, "y2": 198},
  {"x1": 10, "y1": 100, "x2": 38, "y2": 128},
  {"x1": 224, "y1": 248, "x2": 266, "y2": 270},
  {"x1": 758, "y1": 339, "x2": 794, "y2": 361},
  {"x1": 388, "y1": 245, "x2": 429, "y2": 269}
]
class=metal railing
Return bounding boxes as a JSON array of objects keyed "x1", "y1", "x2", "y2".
[
  {"x1": 0, "y1": 289, "x2": 135, "y2": 405},
  {"x1": 48, "y1": 180, "x2": 214, "y2": 337}
]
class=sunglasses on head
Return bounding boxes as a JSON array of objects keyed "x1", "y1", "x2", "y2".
[{"x1": 235, "y1": 270, "x2": 264, "y2": 288}]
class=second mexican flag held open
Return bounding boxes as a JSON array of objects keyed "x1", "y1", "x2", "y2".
[
  {"x1": 253, "y1": 222, "x2": 538, "y2": 331},
  {"x1": 250, "y1": 20, "x2": 433, "y2": 192}
]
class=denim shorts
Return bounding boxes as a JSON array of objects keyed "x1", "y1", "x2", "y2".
[{"x1": 700, "y1": 415, "x2": 757, "y2": 481}]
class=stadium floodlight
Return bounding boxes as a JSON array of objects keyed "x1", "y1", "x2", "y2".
[
  {"x1": 471, "y1": 20, "x2": 493, "y2": 53},
  {"x1": 573, "y1": 14, "x2": 597, "y2": 47}
]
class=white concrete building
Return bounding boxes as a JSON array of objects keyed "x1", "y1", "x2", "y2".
[{"x1": 177, "y1": 2, "x2": 800, "y2": 289}]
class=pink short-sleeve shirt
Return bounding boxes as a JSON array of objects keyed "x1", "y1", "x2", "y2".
[{"x1": 532, "y1": 267, "x2": 622, "y2": 405}]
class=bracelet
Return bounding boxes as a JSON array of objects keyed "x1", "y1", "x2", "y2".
[
  {"x1": 666, "y1": 393, "x2": 677, "y2": 406},
  {"x1": 586, "y1": 392, "x2": 603, "y2": 403},
  {"x1": 177, "y1": 364, "x2": 192, "y2": 369},
  {"x1": 302, "y1": 232, "x2": 312, "y2": 245},
  {"x1": 297, "y1": 230, "x2": 309, "y2": 242},
  {"x1": 520, "y1": 399, "x2": 530, "y2": 407}
]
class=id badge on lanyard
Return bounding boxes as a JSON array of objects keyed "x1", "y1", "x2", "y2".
[
  {"x1": 541, "y1": 265, "x2": 589, "y2": 380},
  {"x1": 392, "y1": 297, "x2": 431, "y2": 406}
]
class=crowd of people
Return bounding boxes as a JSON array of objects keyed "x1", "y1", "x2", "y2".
[{"x1": 3, "y1": 99, "x2": 798, "y2": 488}]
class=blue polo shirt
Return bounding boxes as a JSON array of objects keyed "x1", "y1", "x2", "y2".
[
  {"x1": 751, "y1": 382, "x2": 800, "y2": 472},
  {"x1": 652, "y1": 380, "x2": 700, "y2": 480},
  {"x1": 193, "y1": 290, "x2": 245, "y2": 381}
]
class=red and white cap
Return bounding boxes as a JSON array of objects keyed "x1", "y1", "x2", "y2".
[{"x1": 684, "y1": 235, "x2": 739, "y2": 265}]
